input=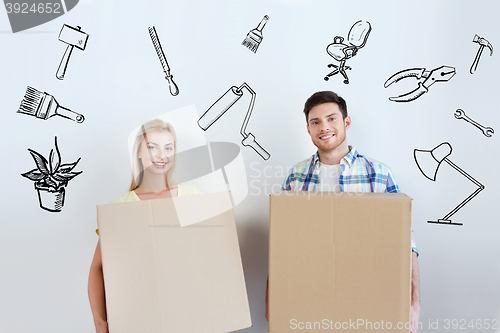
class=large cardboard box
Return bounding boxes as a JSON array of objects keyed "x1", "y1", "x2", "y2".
[
  {"x1": 269, "y1": 191, "x2": 412, "y2": 332},
  {"x1": 97, "y1": 191, "x2": 252, "y2": 333}
]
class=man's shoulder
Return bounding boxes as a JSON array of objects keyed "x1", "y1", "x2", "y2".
[
  {"x1": 282, "y1": 153, "x2": 318, "y2": 191},
  {"x1": 288, "y1": 154, "x2": 316, "y2": 173},
  {"x1": 352, "y1": 152, "x2": 394, "y2": 175},
  {"x1": 349, "y1": 149, "x2": 399, "y2": 193}
]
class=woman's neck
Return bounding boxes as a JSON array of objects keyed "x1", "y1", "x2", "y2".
[
  {"x1": 134, "y1": 185, "x2": 178, "y2": 200},
  {"x1": 138, "y1": 172, "x2": 170, "y2": 191}
]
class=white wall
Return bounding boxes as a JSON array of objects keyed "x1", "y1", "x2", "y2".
[{"x1": 1, "y1": 0, "x2": 499, "y2": 332}]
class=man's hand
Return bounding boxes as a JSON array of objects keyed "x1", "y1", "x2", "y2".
[
  {"x1": 410, "y1": 302, "x2": 420, "y2": 333},
  {"x1": 266, "y1": 278, "x2": 269, "y2": 321},
  {"x1": 410, "y1": 252, "x2": 420, "y2": 333}
]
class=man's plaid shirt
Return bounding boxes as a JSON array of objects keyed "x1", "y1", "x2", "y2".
[{"x1": 282, "y1": 146, "x2": 418, "y2": 254}]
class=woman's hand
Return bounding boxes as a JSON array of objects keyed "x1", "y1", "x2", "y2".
[
  {"x1": 89, "y1": 241, "x2": 108, "y2": 333},
  {"x1": 95, "y1": 320, "x2": 109, "y2": 333}
]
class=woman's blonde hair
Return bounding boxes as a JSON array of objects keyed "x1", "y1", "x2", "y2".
[{"x1": 129, "y1": 118, "x2": 177, "y2": 191}]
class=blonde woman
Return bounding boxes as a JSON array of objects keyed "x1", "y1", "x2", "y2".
[{"x1": 88, "y1": 119, "x2": 200, "y2": 333}]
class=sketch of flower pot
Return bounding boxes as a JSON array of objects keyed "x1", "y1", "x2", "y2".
[
  {"x1": 21, "y1": 137, "x2": 82, "y2": 213},
  {"x1": 35, "y1": 185, "x2": 65, "y2": 212}
]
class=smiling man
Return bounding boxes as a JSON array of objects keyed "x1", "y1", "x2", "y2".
[{"x1": 276, "y1": 91, "x2": 421, "y2": 333}]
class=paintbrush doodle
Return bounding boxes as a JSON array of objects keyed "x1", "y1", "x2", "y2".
[
  {"x1": 384, "y1": 66, "x2": 456, "y2": 102},
  {"x1": 242, "y1": 15, "x2": 269, "y2": 53},
  {"x1": 148, "y1": 26, "x2": 179, "y2": 96},
  {"x1": 198, "y1": 82, "x2": 270, "y2": 160},
  {"x1": 470, "y1": 34, "x2": 493, "y2": 74},
  {"x1": 21, "y1": 137, "x2": 83, "y2": 213},
  {"x1": 324, "y1": 20, "x2": 371, "y2": 84},
  {"x1": 56, "y1": 24, "x2": 89, "y2": 80},
  {"x1": 17, "y1": 86, "x2": 85, "y2": 123},
  {"x1": 454, "y1": 109, "x2": 494, "y2": 137}
]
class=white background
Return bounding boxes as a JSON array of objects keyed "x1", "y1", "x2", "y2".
[{"x1": 1, "y1": 0, "x2": 499, "y2": 332}]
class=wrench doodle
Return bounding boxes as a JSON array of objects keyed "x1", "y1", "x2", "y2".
[{"x1": 454, "y1": 109, "x2": 494, "y2": 137}]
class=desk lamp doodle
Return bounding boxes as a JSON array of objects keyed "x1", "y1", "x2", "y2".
[{"x1": 414, "y1": 142, "x2": 484, "y2": 226}]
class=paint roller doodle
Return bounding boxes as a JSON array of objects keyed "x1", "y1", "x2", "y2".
[
  {"x1": 198, "y1": 83, "x2": 271, "y2": 160},
  {"x1": 17, "y1": 86, "x2": 85, "y2": 123},
  {"x1": 242, "y1": 15, "x2": 269, "y2": 53},
  {"x1": 21, "y1": 136, "x2": 83, "y2": 213},
  {"x1": 56, "y1": 24, "x2": 89, "y2": 80},
  {"x1": 148, "y1": 26, "x2": 179, "y2": 96},
  {"x1": 324, "y1": 20, "x2": 371, "y2": 84}
]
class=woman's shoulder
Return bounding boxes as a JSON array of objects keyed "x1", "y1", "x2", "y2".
[
  {"x1": 111, "y1": 191, "x2": 140, "y2": 203},
  {"x1": 176, "y1": 184, "x2": 202, "y2": 196}
]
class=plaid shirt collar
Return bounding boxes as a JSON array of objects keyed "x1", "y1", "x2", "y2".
[{"x1": 312, "y1": 145, "x2": 358, "y2": 169}]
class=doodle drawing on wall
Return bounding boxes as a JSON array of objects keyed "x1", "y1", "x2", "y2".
[
  {"x1": 242, "y1": 15, "x2": 269, "y2": 53},
  {"x1": 470, "y1": 34, "x2": 493, "y2": 74},
  {"x1": 414, "y1": 142, "x2": 484, "y2": 226},
  {"x1": 17, "y1": 86, "x2": 85, "y2": 123},
  {"x1": 454, "y1": 109, "x2": 494, "y2": 137},
  {"x1": 56, "y1": 24, "x2": 89, "y2": 80},
  {"x1": 21, "y1": 137, "x2": 83, "y2": 213},
  {"x1": 198, "y1": 82, "x2": 271, "y2": 160},
  {"x1": 384, "y1": 66, "x2": 456, "y2": 102},
  {"x1": 324, "y1": 20, "x2": 371, "y2": 84},
  {"x1": 148, "y1": 26, "x2": 179, "y2": 96}
]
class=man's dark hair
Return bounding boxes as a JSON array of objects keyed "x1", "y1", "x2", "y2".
[{"x1": 303, "y1": 91, "x2": 347, "y2": 123}]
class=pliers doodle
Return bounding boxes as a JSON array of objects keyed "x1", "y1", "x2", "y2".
[{"x1": 384, "y1": 66, "x2": 456, "y2": 102}]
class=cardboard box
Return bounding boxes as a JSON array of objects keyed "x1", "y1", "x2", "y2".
[
  {"x1": 97, "y1": 191, "x2": 252, "y2": 333},
  {"x1": 268, "y1": 191, "x2": 412, "y2": 332}
]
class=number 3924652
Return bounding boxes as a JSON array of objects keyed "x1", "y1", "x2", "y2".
[
  {"x1": 5, "y1": 3, "x2": 61, "y2": 14},
  {"x1": 444, "y1": 319, "x2": 499, "y2": 330}
]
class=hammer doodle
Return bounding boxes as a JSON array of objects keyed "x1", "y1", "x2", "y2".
[
  {"x1": 17, "y1": 86, "x2": 85, "y2": 123},
  {"x1": 324, "y1": 20, "x2": 371, "y2": 84},
  {"x1": 454, "y1": 109, "x2": 494, "y2": 137},
  {"x1": 21, "y1": 136, "x2": 83, "y2": 213},
  {"x1": 198, "y1": 82, "x2": 271, "y2": 160},
  {"x1": 470, "y1": 34, "x2": 493, "y2": 74},
  {"x1": 148, "y1": 26, "x2": 179, "y2": 96},
  {"x1": 242, "y1": 15, "x2": 269, "y2": 53},
  {"x1": 384, "y1": 66, "x2": 456, "y2": 102},
  {"x1": 56, "y1": 24, "x2": 89, "y2": 80}
]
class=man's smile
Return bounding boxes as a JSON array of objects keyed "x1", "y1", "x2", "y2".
[{"x1": 319, "y1": 133, "x2": 335, "y2": 140}]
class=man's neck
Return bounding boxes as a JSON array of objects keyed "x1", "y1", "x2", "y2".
[{"x1": 317, "y1": 141, "x2": 350, "y2": 165}]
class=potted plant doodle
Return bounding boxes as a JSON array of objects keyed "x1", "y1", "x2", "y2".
[{"x1": 21, "y1": 136, "x2": 82, "y2": 212}]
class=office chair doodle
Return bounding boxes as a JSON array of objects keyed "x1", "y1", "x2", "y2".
[{"x1": 324, "y1": 20, "x2": 372, "y2": 84}]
